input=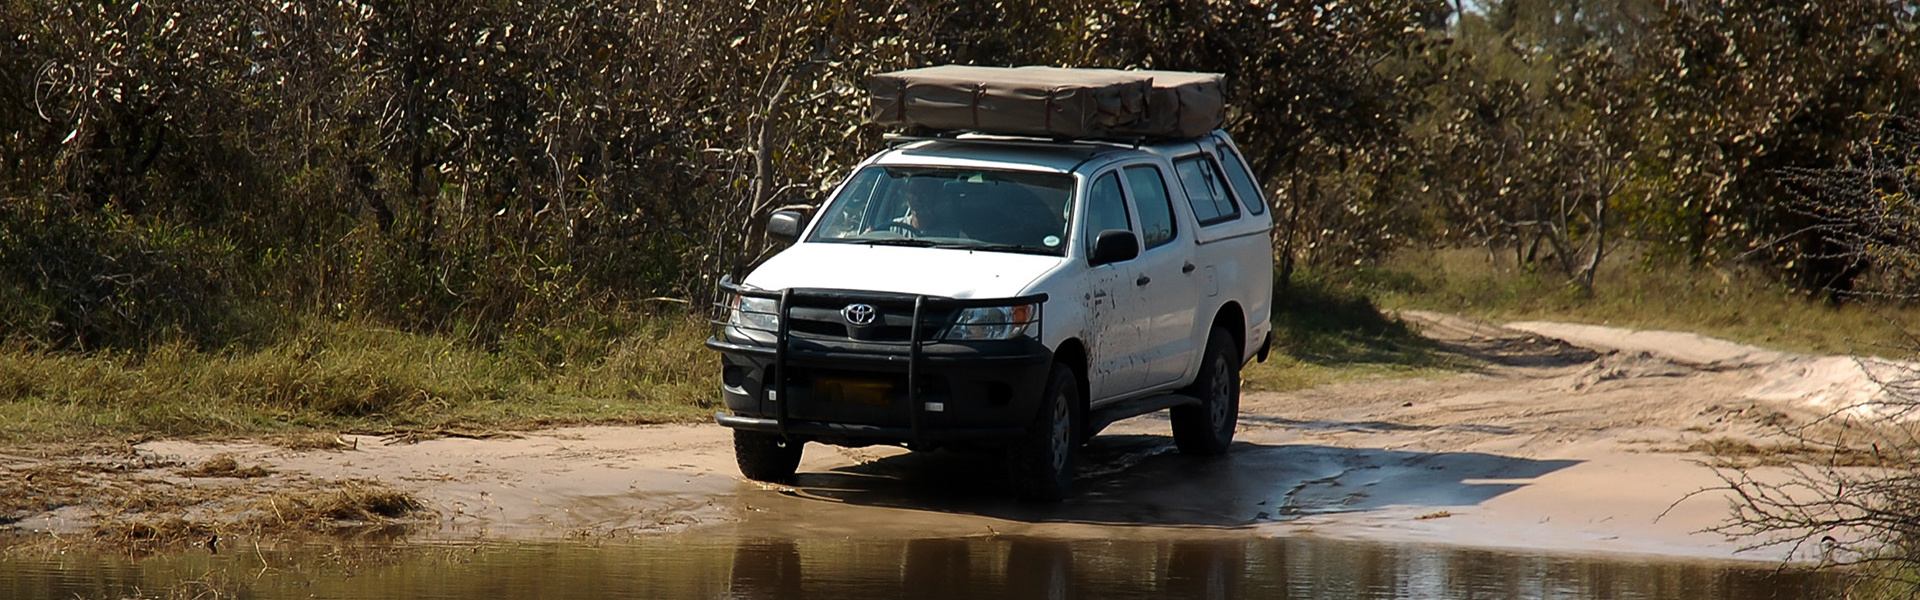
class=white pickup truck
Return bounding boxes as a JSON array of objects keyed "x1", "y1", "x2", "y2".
[{"x1": 708, "y1": 69, "x2": 1274, "y2": 500}]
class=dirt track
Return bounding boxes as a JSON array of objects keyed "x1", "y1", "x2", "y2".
[{"x1": 3, "y1": 312, "x2": 1891, "y2": 561}]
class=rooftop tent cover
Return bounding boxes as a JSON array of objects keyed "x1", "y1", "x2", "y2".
[
  {"x1": 869, "y1": 65, "x2": 1225, "y2": 140},
  {"x1": 1105, "y1": 69, "x2": 1225, "y2": 139}
]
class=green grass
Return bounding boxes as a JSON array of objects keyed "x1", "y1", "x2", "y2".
[
  {"x1": 1850, "y1": 564, "x2": 1920, "y2": 600},
  {"x1": 0, "y1": 261, "x2": 1495, "y2": 443},
  {"x1": 44, "y1": 243, "x2": 1895, "y2": 444},
  {"x1": 1243, "y1": 271, "x2": 1476, "y2": 393},
  {"x1": 1338, "y1": 247, "x2": 1920, "y2": 359},
  {"x1": 0, "y1": 280, "x2": 1465, "y2": 443},
  {"x1": 0, "y1": 311, "x2": 720, "y2": 444}
]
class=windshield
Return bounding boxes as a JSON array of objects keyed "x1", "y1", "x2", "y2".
[{"x1": 808, "y1": 166, "x2": 1075, "y2": 256}]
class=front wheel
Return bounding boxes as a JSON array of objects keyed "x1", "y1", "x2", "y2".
[
  {"x1": 1007, "y1": 364, "x2": 1080, "y2": 501},
  {"x1": 735, "y1": 430, "x2": 804, "y2": 482},
  {"x1": 1172, "y1": 327, "x2": 1240, "y2": 456}
]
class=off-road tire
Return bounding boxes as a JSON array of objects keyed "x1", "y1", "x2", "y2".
[
  {"x1": 735, "y1": 430, "x2": 804, "y2": 482},
  {"x1": 1172, "y1": 327, "x2": 1240, "y2": 455},
  {"x1": 1007, "y1": 364, "x2": 1079, "y2": 501}
]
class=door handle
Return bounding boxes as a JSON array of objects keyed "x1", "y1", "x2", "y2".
[
  {"x1": 1135, "y1": 275, "x2": 1151, "y2": 286},
  {"x1": 1182, "y1": 262, "x2": 1197, "y2": 274}
]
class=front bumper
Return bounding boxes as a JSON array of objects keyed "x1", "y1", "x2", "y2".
[
  {"x1": 707, "y1": 335, "x2": 1053, "y2": 445},
  {"x1": 708, "y1": 282, "x2": 1052, "y2": 447}
]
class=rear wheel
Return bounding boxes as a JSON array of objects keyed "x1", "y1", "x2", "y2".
[
  {"x1": 1172, "y1": 327, "x2": 1239, "y2": 455},
  {"x1": 735, "y1": 430, "x2": 804, "y2": 482},
  {"x1": 1007, "y1": 364, "x2": 1079, "y2": 501}
]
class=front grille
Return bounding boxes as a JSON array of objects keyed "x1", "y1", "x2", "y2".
[
  {"x1": 788, "y1": 318, "x2": 849, "y2": 337},
  {"x1": 785, "y1": 304, "x2": 955, "y2": 342}
]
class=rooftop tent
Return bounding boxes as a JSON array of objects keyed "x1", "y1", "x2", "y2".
[
  {"x1": 869, "y1": 65, "x2": 1225, "y2": 140},
  {"x1": 1104, "y1": 69, "x2": 1225, "y2": 139}
]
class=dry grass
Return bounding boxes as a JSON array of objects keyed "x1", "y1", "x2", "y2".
[
  {"x1": 178, "y1": 455, "x2": 273, "y2": 478},
  {"x1": 2, "y1": 447, "x2": 184, "y2": 523},
  {"x1": 1352, "y1": 246, "x2": 1920, "y2": 358},
  {"x1": 0, "y1": 466, "x2": 88, "y2": 519},
  {"x1": 241, "y1": 481, "x2": 428, "y2": 532},
  {"x1": 89, "y1": 518, "x2": 216, "y2": 547},
  {"x1": 0, "y1": 311, "x2": 720, "y2": 444},
  {"x1": 97, "y1": 479, "x2": 231, "y2": 514},
  {"x1": 8, "y1": 444, "x2": 427, "y2": 551},
  {"x1": 270, "y1": 432, "x2": 358, "y2": 451},
  {"x1": 74, "y1": 478, "x2": 429, "y2": 552},
  {"x1": 1680, "y1": 436, "x2": 1904, "y2": 468}
]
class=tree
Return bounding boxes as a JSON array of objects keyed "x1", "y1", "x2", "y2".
[
  {"x1": 1400, "y1": 4, "x2": 1649, "y2": 292},
  {"x1": 1712, "y1": 116, "x2": 1920, "y2": 589},
  {"x1": 1636, "y1": 0, "x2": 1920, "y2": 294},
  {"x1": 1063, "y1": 0, "x2": 1445, "y2": 290}
]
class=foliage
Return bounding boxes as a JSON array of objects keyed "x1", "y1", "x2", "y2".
[
  {"x1": 1705, "y1": 114, "x2": 1920, "y2": 595},
  {"x1": 1706, "y1": 382, "x2": 1920, "y2": 591},
  {"x1": 0, "y1": 0, "x2": 955, "y2": 347},
  {"x1": 0, "y1": 0, "x2": 1457, "y2": 349},
  {"x1": 1785, "y1": 116, "x2": 1920, "y2": 302},
  {"x1": 6, "y1": 0, "x2": 1910, "y2": 350},
  {"x1": 1400, "y1": 29, "x2": 1643, "y2": 292},
  {"x1": 1062, "y1": 0, "x2": 1445, "y2": 286},
  {"x1": 1398, "y1": 0, "x2": 1920, "y2": 295}
]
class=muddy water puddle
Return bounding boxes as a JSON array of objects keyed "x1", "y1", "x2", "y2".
[{"x1": 3, "y1": 534, "x2": 1830, "y2": 599}]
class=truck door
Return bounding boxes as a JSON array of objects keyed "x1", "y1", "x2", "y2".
[
  {"x1": 1121, "y1": 164, "x2": 1202, "y2": 389},
  {"x1": 1083, "y1": 170, "x2": 1149, "y2": 400}
]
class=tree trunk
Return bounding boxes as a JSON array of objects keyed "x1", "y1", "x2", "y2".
[
  {"x1": 1575, "y1": 191, "x2": 1609, "y2": 293},
  {"x1": 1274, "y1": 171, "x2": 1311, "y2": 298}
]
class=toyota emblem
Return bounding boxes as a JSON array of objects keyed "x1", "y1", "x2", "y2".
[{"x1": 841, "y1": 303, "x2": 878, "y2": 326}]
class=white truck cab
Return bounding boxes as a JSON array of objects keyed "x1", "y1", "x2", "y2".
[{"x1": 709, "y1": 67, "x2": 1274, "y2": 500}]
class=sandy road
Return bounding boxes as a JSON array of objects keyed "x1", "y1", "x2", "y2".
[{"x1": 7, "y1": 312, "x2": 1892, "y2": 562}]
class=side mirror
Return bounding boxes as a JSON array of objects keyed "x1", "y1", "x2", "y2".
[
  {"x1": 767, "y1": 210, "x2": 807, "y2": 244},
  {"x1": 1089, "y1": 229, "x2": 1140, "y2": 266}
]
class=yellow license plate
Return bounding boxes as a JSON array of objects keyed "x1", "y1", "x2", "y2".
[{"x1": 815, "y1": 377, "x2": 893, "y2": 406}]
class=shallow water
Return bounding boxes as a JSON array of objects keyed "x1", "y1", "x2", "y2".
[{"x1": 2, "y1": 534, "x2": 1832, "y2": 599}]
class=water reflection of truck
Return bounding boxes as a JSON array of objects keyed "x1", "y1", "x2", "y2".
[
  {"x1": 722, "y1": 536, "x2": 1245, "y2": 599},
  {"x1": 708, "y1": 66, "x2": 1274, "y2": 500}
]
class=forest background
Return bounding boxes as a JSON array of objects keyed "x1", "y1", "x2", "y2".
[
  {"x1": 6, "y1": 0, "x2": 1920, "y2": 589},
  {"x1": 1, "y1": 0, "x2": 1917, "y2": 432}
]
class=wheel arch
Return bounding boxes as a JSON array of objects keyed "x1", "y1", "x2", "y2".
[
  {"x1": 1050, "y1": 337, "x2": 1091, "y2": 439},
  {"x1": 1208, "y1": 302, "x2": 1247, "y2": 358}
]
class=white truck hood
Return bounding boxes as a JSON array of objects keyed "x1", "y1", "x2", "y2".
[{"x1": 742, "y1": 242, "x2": 1064, "y2": 299}]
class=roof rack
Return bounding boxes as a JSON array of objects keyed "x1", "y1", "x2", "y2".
[{"x1": 882, "y1": 131, "x2": 1145, "y2": 151}]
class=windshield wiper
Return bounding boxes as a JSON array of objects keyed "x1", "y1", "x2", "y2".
[
  {"x1": 954, "y1": 243, "x2": 1057, "y2": 255},
  {"x1": 855, "y1": 238, "x2": 940, "y2": 247},
  {"x1": 844, "y1": 238, "x2": 1055, "y2": 255}
]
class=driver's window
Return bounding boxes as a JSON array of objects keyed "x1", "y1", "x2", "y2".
[
  {"x1": 1084, "y1": 172, "x2": 1132, "y2": 259},
  {"x1": 819, "y1": 169, "x2": 887, "y2": 238}
]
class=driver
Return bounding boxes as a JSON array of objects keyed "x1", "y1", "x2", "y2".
[{"x1": 894, "y1": 177, "x2": 960, "y2": 237}]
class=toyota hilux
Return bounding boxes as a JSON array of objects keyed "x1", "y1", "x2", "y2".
[{"x1": 707, "y1": 67, "x2": 1274, "y2": 500}]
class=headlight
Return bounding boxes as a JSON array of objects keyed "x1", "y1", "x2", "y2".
[
  {"x1": 945, "y1": 304, "x2": 1036, "y2": 341},
  {"x1": 726, "y1": 295, "x2": 780, "y2": 344}
]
